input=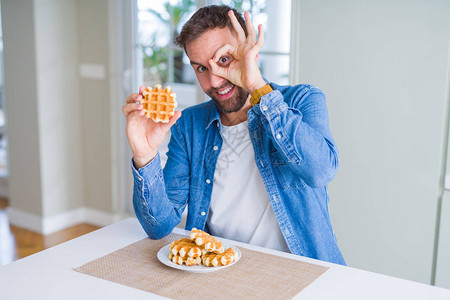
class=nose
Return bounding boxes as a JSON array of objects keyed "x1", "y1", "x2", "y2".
[{"x1": 209, "y1": 73, "x2": 226, "y2": 88}]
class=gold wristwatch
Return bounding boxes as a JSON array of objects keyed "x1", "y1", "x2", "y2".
[{"x1": 249, "y1": 83, "x2": 273, "y2": 106}]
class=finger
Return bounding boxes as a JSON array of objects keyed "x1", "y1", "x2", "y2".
[
  {"x1": 243, "y1": 11, "x2": 257, "y2": 42},
  {"x1": 126, "y1": 110, "x2": 146, "y2": 127},
  {"x1": 123, "y1": 107, "x2": 144, "y2": 121},
  {"x1": 122, "y1": 102, "x2": 144, "y2": 117},
  {"x1": 126, "y1": 93, "x2": 138, "y2": 103},
  {"x1": 161, "y1": 111, "x2": 182, "y2": 133},
  {"x1": 211, "y1": 44, "x2": 235, "y2": 63},
  {"x1": 126, "y1": 92, "x2": 143, "y2": 104},
  {"x1": 228, "y1": 10, "x2": 246, "y2": 42},
  {"x1": 254, "y1": 24, "x2": 264, "y2": 51},
  {"x1": 167, "y1": 111, "x2": 182, "y2": 127},
  {"x1": 135, "y1": 93, "x2": 143, "y2": 104},
  {"x1": 130, "y1": 109, "x2": 146, "y2": 119},
  {"x1": 137, "y1": 85, "x2": 146, "y2": 104},
  {"x1": 209, "y1": 58, "x2": 228, "y2": 79}
]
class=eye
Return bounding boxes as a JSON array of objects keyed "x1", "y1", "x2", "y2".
[
  {"x1": 197, "y1": 65, "x2": 207, "y2": 73},
  {"x1": 219, "y1": 57, "x2": 228, "y2": 64},
  {"x1": 217, "y1": 56, "x2": 233, "y2": 67}
]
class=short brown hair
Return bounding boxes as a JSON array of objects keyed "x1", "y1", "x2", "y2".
[{"x1": 175, "y1": 5, "x2": 247, "y2": 52}]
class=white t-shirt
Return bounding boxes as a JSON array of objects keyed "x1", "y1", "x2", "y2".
[{"x1": 207, "y1": 121, "x2": 290, "y2": 253}]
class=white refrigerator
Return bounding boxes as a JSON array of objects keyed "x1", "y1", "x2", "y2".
[{"x1": 295, "y1": 0, "x2": 450, "y2": 286}]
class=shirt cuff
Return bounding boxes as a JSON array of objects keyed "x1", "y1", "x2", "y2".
[
  {"x1": 131, "y1": 153, "x2": 163, "y2": 187},
  {"x1": 253, "y1": 89, "x2": 289, "y2": 119}
]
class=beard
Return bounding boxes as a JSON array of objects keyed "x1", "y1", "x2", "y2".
[{"x1": 206, "y1": 83, "x2": 249, "y2": 114}]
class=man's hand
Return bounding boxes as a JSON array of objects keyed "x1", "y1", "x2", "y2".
[
  {"x1": 208, "y1": 10, "x2": 267, "y2": 94},
  {"x1": 122, "y1": 86, "x2": 181, "y2": 169}
]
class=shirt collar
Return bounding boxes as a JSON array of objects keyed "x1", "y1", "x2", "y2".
[{"x1": 205, "y1": 100, "x2": 221, "y2": 130}]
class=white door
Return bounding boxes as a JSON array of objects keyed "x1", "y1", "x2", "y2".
[{"x1": 297, "y1": 0, "x2": 450, "y2": 284}]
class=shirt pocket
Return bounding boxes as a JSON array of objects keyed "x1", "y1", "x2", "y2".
[{"x1": 269, "y1": 150, "x2": 306, "y2": 190}]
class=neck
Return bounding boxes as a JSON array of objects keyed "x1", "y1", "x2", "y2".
[{"x1": 220, "y1": 98, "x2": 252, "y2": 126}]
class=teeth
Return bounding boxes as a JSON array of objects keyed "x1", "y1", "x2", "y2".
[{"x1": 218, "y1": 86, "x2": 232, "y2": 95}]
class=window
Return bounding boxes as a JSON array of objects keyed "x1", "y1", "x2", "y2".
[
  {"x1": 136, "y1": 0, "x2": 291, "y2": 108},
  {"x1": 137, "y1": 0, "x2": 199, "y2": 108}
]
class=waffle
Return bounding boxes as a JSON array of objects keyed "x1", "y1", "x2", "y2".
[
  {"x1": 190, "y1": 228, "x2": 224, "y2": 254},
  {"x1": 202, "y1": 247, "x2": 239, "y2": 267},
  {"x1": 167, "y1": 229, "x2": 239, "y2": 268},
  {"x1": 168, "y1": 252, "x2": 202, "y2": 266},
  {"x1": 141, "y1": 84, "x2": 177, "y2": 123},
  {"x1": 169, "y1": 238, "x2": 205, "y2": 258}
]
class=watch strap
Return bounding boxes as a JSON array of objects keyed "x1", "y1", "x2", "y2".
[{"x1": 250, "y1": 83, "x2": 273, "y2": 106}]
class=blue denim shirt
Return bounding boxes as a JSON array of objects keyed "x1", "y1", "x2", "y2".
[{"x1": 131, "y1": 82, "x2": 346, "y2": 265}]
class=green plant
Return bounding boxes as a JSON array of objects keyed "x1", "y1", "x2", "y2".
[{"x1": 143, "y1": 0, "x2": 196, "y2": 84}]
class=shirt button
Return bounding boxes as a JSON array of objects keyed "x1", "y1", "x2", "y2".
[
  {"x1": 138, "y1": 177, "x2": 142, "y2": 181},
  {"x1": 201, "y1": 211, "x2": 206, "y2": 216},
  {"x1": 216, "y1": 122, "x2": 220, "y2": 127},
  {"x1": 213, "y1": 146, "x2": 218, "y2": 151},
  {"x1": 262, "y1": 105, "x2": 268, "y2": 111},
  {"x1": 206, "y1": 179, "x2": 211, "y2": 184},
  {"x1": 276, "y1": 133, "x2": 282, "y2": 139},
  {"x1": 260, "y1": 161, "x2": 264, "y2": 167}
]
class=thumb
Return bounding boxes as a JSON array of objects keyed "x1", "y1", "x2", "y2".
[
  {"x1": 168, "y1": 110, "x2": 182, "y2": 126},
  {"x1": 162, "y1": 111, "x2": 182, "y2": 133}
]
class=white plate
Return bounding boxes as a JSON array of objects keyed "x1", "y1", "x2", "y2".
[{"x1": 157, "y1": 243, "x2": 241, "y2": 273}]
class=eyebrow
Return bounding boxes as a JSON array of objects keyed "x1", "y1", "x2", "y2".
[{"x1": 190, "y1": 61, "x2": 204, "y2": 66}]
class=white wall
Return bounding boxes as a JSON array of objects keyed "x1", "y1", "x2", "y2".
[
  {"x1": 78, "y1": 0, "x2": 114, "y2": 214},
  {"x1": 1, "y1": 0, "x2": 122, "y2": 234},
  {"x1": 2, "y1": 0, "x2": 44, "y2": 217},
  {"x1": 297, "y1": 0, "x2": 450, "y2": 284},
  {"x1": 34, "y1": 0, "x2": 84, "y2": 217}
]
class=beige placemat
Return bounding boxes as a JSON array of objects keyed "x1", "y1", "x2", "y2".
[{"x1": 74, "y1": 233, "x2": 328, "y2": 299}]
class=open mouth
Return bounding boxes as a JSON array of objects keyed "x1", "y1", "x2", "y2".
[{"x1": 216, "y1": 85, "x2": 235, "y2": 100}]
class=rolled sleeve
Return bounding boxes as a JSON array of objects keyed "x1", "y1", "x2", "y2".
[
  {"x1": 253, "y1": 90, "x2": 288, "y2": 118},
  {"x1": 251, "y1": 84, "x2": 338, "y2": 187},
  {"x1": 131, "y1": 154, "x2": 166, "y2": 226},
  {"x1": 131, "y1": 154, "x2": 163, "y2": 188}
]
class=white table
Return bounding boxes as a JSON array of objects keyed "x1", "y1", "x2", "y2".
[{"x1": 0, "y1": 218, "x2": 449, "y2": 299}]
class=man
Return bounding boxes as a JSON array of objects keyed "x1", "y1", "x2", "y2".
[{"x1": 122, "y1": 5, "x2": 345, "y2": 265}]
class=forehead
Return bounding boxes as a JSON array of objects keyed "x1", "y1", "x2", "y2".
[{"x1": 186, "y1": 27, "x2": 237, "y2": 63}]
